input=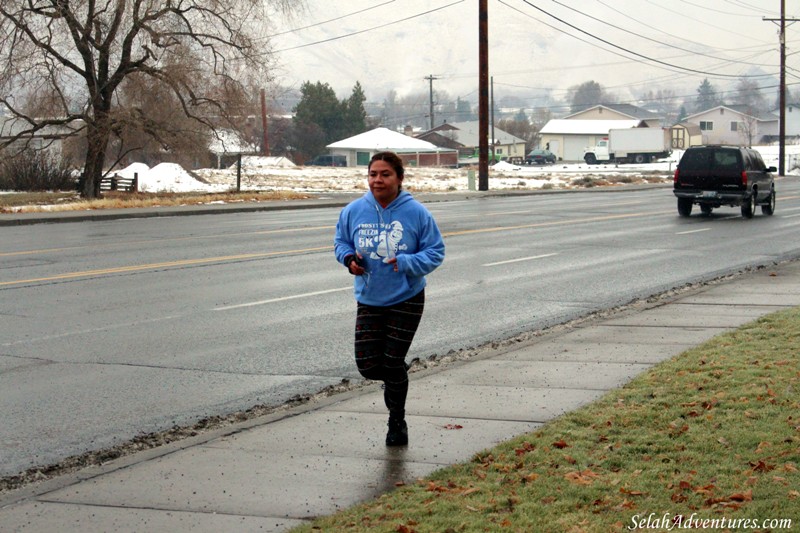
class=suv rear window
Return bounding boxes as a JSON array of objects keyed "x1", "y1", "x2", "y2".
[{"x1": 680, "y1": 148, "x2": 741, "y2": 172}]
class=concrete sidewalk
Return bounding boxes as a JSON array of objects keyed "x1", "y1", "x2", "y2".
[{"x1": 2, "y1": 261, "x2": 800, "y2": 532}]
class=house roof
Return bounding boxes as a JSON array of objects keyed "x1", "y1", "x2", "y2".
[
  {"x1": 565, "y1": 104, "x2": 662, "y2": 120},
  {"x1": 685, "y1": 105, "x2": 779, "y2": 122},
  {"x1": 428, "y1": 121, "x2": 525, "y2": 146},
  {"x1": 674, "y1": 122, "x2": 702, "y2": 135},
  {"x1": 327, "y1": 127, "x2": 444, "y2": 152},
  {"x1": 540, "y1": 119, "x2": 643, "y2": 135}
]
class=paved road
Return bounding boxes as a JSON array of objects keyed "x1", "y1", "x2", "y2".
[{"x1": 2, "y1": 180, "x2": 800, "y2": 476}]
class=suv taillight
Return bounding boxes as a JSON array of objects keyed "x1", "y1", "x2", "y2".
[
  {"x1": 673, "y1": 168, "x2": 679, "y2": 185},
  {"x1": 741, "y1": 171, "x2": 748, "y2": 186}
]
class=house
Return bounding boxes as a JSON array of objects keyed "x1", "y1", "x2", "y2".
[
  {"x1": 416, "y1": 121, "x2": 527, "y2": 161},
  {"x1": 761, "y1": 102, "x2": 800, "y2": 142},
  {"x1": 538, "y1": 119, "x2": 643, "y2": 162},
  {"x1": 565, "y1": 104, "x2": 664, "y2": 128},
  {"x1": 326, "y1": 127, "x2": 458, "y2": 167},
  {"x1": 683, "y1": 105, "x2": 778, "y2": 146}
]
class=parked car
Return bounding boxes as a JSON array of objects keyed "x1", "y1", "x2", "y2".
[
  {"x1": 525, "y1": 149, "x2": 556, "y2": 165},
  {"x1": 308, "y1": 154, "x2": 347, "y2": 167},
  {"x1": 673, "y1": 145, "x2": 776, "y2": 218}
]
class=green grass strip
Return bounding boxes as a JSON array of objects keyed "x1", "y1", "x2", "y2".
[{"x1": 294, "y1": 307, "x2": 800, "y2": 532}]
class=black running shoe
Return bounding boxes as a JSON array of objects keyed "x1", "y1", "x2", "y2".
[{"x1": 386, "y1": 418, "x2": 408, "y2": 446}]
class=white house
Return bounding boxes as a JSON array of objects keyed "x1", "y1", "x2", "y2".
[
  {"x1": 327, "y1": 127, "x2": 458, "y2": 167},
  {"x1": 564, "y1": 104, "x2": 664, "y2": 128},
  {"x1": 683, "y1": 105, "x2": 779, "y2": 146},
  {"x1": 538, "y1": 119, "x2": 643, "y2": 161}
]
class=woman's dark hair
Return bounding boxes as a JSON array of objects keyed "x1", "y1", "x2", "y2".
[{"x1": 369, "y1": 151, "x2": 405, "y2": 181}]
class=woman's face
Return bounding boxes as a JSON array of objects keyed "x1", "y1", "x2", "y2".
[{"x1": 368, "y1": 160, "x2": 402, "y2": 207}]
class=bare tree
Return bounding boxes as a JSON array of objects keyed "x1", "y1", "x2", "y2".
[{"x1": 0, "y1": 1, "x2": 295, "y2": 198}]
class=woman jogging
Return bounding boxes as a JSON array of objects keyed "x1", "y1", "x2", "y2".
[{"x1": 334, "y1": 151, "x2": 445, "y2": 446}]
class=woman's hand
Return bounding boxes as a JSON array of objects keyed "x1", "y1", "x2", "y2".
[
  {"x1": 385, "y1": 257, "x2": 398, "y2": 272},
  {"x1": 348, "y1": 253, "x2": 366, "y2": 275}
]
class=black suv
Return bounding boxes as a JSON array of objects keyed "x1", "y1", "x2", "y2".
[{"x1": 673, "y1": 145, "x2": 776, "y2": 218}]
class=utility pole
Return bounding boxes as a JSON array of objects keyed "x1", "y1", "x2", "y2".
[
  {"x1": 260, "y1": 89, "x2": 269, "y2": 156},
  {"x1": 491, "y1": 76, "x2": 496, "y2": 163},
  {"x1": 765, "y1": 2, "x2": 797, "y2": 176},
  {"x1": 478, "y1": 0, "x2": 489, "y2": 190},
  {"x1": 425, "y1": 75, "x2": 439, "y2": 130}
]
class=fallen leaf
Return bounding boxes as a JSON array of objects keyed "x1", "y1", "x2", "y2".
[
  {"x1": 620, "y1": 487, "x2": 647, "y2": 496},
  {"x1": 443, "y1": 424, "x2": 463, "y2": 430},
  {"x1": 750, "y1": 460, "x2": 776, "y2": 473},
  {"x1": 514, "y1": 442, "x2": 535, "y2": 456},
  {"x1": 565, "y1": 469, "x2": 599, "y2": 485},
  {"x1": 729, "y1": 490, "x2": 753, "y2": 502},
  {"x1": 552, "y1": 439, "x2": 569, "y2": 449},
  {"x1": 694, "y1": 484, "x2": 716, "y2": 495},
  {"x1": 788, "y1": 490, "x2": 800, "y2": 499}
]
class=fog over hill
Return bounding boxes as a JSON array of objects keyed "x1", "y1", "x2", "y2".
[{"x1": 268, "y1": 0, "x2": 791, "y2": 114}]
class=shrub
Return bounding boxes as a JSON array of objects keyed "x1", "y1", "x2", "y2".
[{"x1": 0, "y1": 149, "x2": 76, "y2": 191}]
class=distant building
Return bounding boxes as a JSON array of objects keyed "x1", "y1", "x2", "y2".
[
  {"x1": 327, "y1": 127, "x2": 458, "y2": 167},
  {"x1": 416, "y1": 121, "x2": 527, "y2": 161},
  {"x1": 683, "y1": 105, "x2": 778, "y2": 146},
  {"x1": 538, "y1": 119, "x2": 643, "y2": 162},
  {"x1": 564, "y1": 104, "x2": 664, "y2": 128}
]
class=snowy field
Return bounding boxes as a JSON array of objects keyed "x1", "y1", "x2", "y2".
[
  {"x1": 3, "y1": 145, "x2": 797, "y2": 197},
  {"x1": 110, "y1": 144, "x2": 799, "y2": 195}
]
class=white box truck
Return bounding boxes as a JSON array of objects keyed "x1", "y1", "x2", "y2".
[{"x1": 583, "y1": 127, "x2": 672, "y2": 164}]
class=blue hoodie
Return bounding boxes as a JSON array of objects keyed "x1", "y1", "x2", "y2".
[{"x1": 334, "y1": 190, "x2": 445, "y2": 307}]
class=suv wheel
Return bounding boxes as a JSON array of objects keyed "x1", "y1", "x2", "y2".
[
  {"x1": 741, "y1": 193, "x2": 755, "y2": 219},
  {"x1": 700, "y1": 204, "x2": 713, "y2": 216},
  {"x1": 762, "y1": 187, "x2": 776, "y2": 216},
  {"x1": 677, "y1": 198, "x2": 693, "y2": 217}
]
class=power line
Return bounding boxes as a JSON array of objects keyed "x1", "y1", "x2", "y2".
[
  {"x1": 269, "y1": 1, "x2": 396, "y2": 38},
  {"x1": 582, "y1": 0, "x2": 775, "y2": 68},
  {"x1": 515, "y1": 0, "x2": 771, "y2": 78},
  {"x1": 274, "y1": 0, "x2": 465, "y2": 53}
]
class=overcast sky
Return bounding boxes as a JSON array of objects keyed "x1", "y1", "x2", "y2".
[{"x1": 268, "y1": 0, "x2": 798, "y2": 112}]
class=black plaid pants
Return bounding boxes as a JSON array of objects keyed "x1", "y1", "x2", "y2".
[{"x1": 354, "y1": 289, "x2": 425, "y2": 420}]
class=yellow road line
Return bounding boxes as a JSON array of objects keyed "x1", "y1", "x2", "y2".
[
  {"x1": 0, "y1": 246, "x2": 332, "y2": 287},
  {"x1": 1, "y1": 210, "x2": 673, "y2": 287},
  {"x1": 0, "y1": 226, "x2": 334, "y2": 258}
]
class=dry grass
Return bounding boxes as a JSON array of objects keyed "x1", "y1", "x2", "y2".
[{"x1": 0, "y1": 190, "x2": 311, "y2": 213}]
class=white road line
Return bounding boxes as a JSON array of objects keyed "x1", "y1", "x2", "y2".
[
  {"x1": 781, "y1": 213, "x2": 800, "y2": 218},
  {"x1": 214, "y1": 287, "x2": 352, "y2": 311},
  {"x1": 676, "y1": 228, "x2": 712, "y2": 235},
  {"x1": 482, "y1": 253, "x2": 559, "y2": 267}
]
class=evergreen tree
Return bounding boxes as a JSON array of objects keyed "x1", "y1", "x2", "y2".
[
  {"x1": 695, "y1": 79, "x2": 721, "y2": 112},
  {"x1": 342, "y1": 82, "x2": 367, "y2": 139},
  {"x1": 292, "y1": 81, "x2": 345, "y2": 160}
]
